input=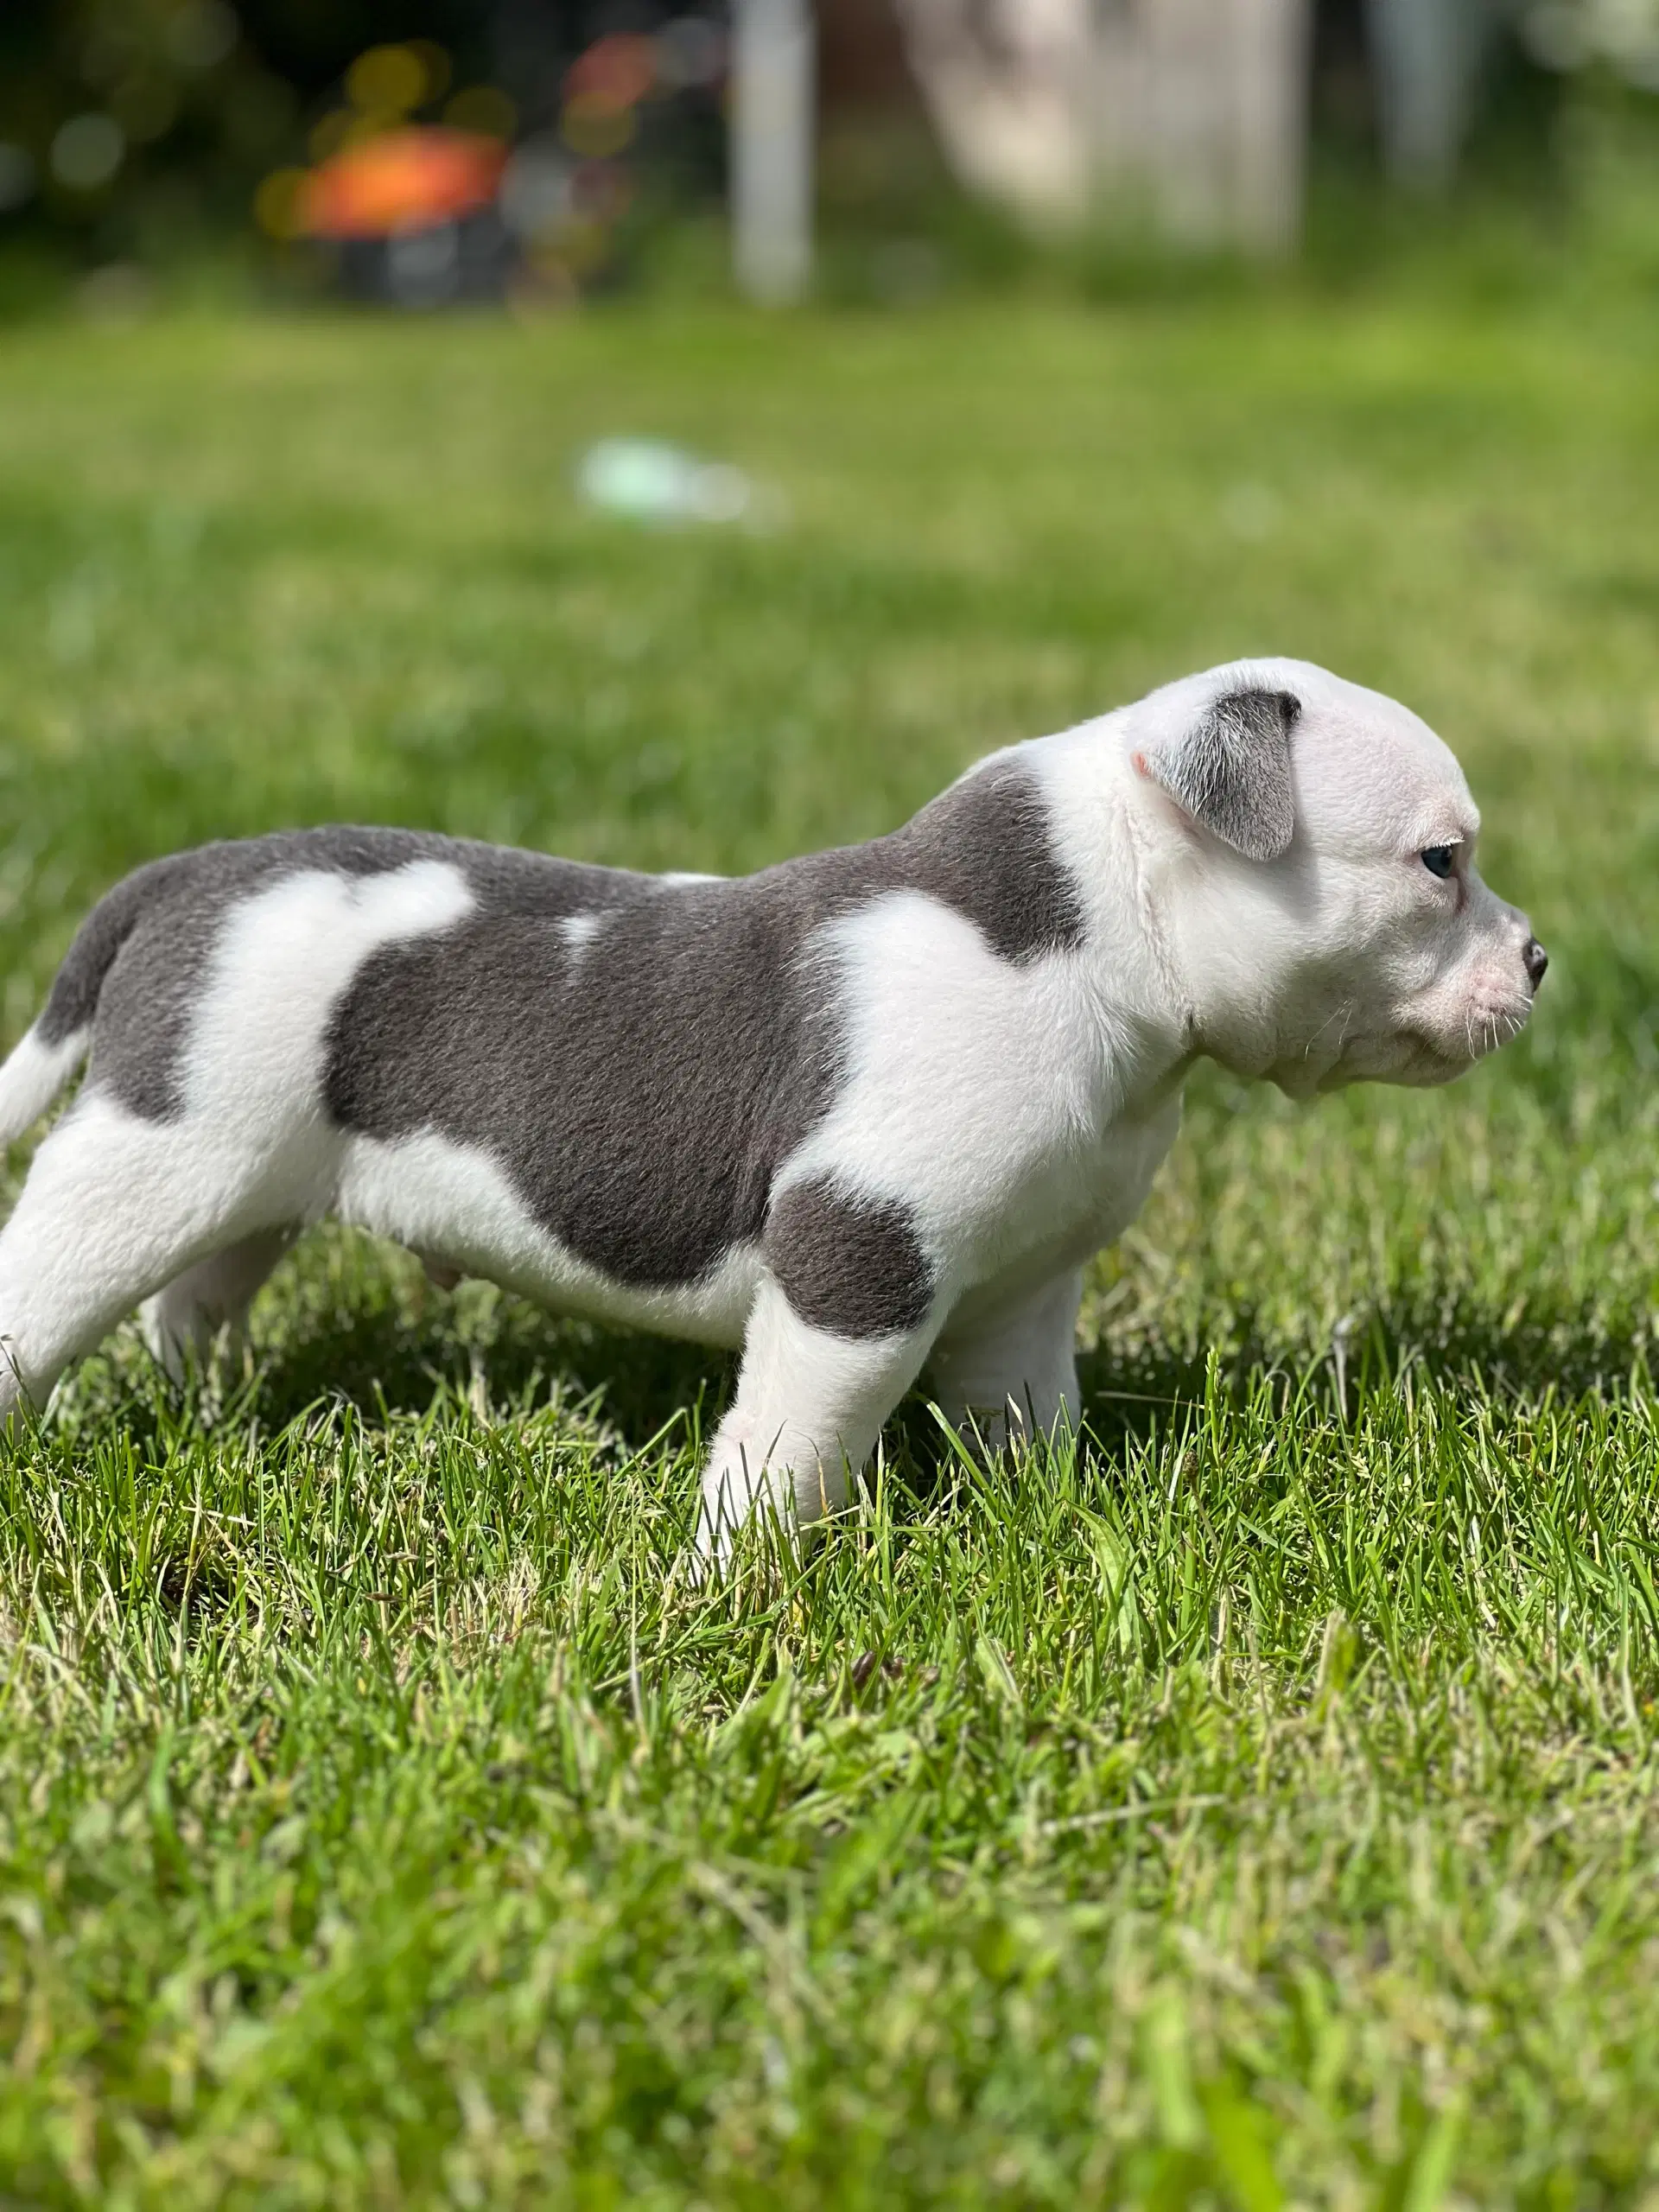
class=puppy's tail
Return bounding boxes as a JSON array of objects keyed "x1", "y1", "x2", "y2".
[
  {"x1": 0, "y1": 862, "x2": 159, "y2": 1145},
  {"x1": 0, "y1": 1023, "x2": 89, "y2": 1144}
]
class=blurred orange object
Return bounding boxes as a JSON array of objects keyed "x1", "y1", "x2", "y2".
[{"x1": 301, "y1": 127, "x2": 507, "y2": 238}]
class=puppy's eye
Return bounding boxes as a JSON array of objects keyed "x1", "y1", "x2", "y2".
[{"x1": 1421, "y1": 845, "x2": 1456, "y2": 880}]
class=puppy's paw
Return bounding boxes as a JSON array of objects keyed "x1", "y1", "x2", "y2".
[
  {"x1": 687, "y1": 1453, "x2": 809, "y2": 1587},
  {"x1": 687, "y1": 1452, "x2": 753, "y2": 1586},
  {"x1": 934, "y1": 1397, "x2": 1021, "y2": 1464},
  {"x1": 140, "y1": 1298, "x2": 246, "y2": 1399}
]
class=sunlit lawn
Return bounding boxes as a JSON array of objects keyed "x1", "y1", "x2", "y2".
[{"x1": 0, "y1": 281, "x2": 1657, "y2": 2206}]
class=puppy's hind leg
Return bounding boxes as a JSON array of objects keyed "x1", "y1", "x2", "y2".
[
  {"x1": 140, "y1": 1228, "x2": 297, "y2": 1384},
  {"x1": 0, "y1": 1096, "x2": 277, "y2": 1423}
]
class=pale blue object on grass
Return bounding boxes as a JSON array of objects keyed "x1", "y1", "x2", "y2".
[{"x1": 575, "y1": 438, "x2": 765, "y2": 526}]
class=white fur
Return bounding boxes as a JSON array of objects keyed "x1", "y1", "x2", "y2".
[
  {"x1": 142, "y1": 1229, "x2": 296, "y2": 1380},
  {"x1": 699, "y1": 1278, "x2": 931, "y2": 1567},
  {"x1": 783, "y1": 889, "x2": 1173, "y2": 1300},
  {"x1": 336, "y1": 1128, "x2": 761, "y2": 1346},
  {"x1": 180, "y1": 861, "x2": 474, "y2": 1141},
  {"x1": 0, "y1": 1026, "x2": 90, "y2": 1146},
  {"x1": 558, "y1": 911, "x2": 604, "y2": 963},
  {"x1": 0, "y1": 662, "x2": 1540, "y2": 1566}
]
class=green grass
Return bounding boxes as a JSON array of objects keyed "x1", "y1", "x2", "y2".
[{"x1": 0, "y1": 285, "x2": 1657, "y2": 2208}]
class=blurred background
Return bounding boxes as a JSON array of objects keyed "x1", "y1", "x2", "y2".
[{"x1": 0, "y1": 0, "x2": 1657, "y2": 308}]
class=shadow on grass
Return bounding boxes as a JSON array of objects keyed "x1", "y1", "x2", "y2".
[
  {"x1": 233, "y1": 1287, "x2": 1654, "y2": 1464},
  {"x1": 54, "y1": 1230, "x2": 1651, "y2": 1497},
  {"x1": 48, "y1": 1231, "x2": 732, "y2": 1470},
  {"x1": 251, "y1": 1290, "x2": 734, "y2": 1452},
  {"x1": 1070, "y1": 1294, "x2": 1652, "y2": 1452},
  {"x1": 884, "y1": 1291, "x2": 1651, "y2": 1504}
]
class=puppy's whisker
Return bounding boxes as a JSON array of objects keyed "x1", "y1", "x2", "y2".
[{"x1": 1304, "y1": 999, "x2": 1356, "y2": 1064}]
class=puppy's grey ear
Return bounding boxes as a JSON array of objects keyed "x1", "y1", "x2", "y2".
[{"x1": 1140, "y1": 687, "x2": 1300, "y2": 862}]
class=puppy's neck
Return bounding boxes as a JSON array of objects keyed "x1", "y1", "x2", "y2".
[{"x1": 1033, "y1": 725, "x2": 1205, "y2": 1087}]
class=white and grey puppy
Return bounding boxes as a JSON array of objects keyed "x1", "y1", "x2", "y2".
[{"x1": 0, "y1": 658, "x2": 1542, "y2": 1562}]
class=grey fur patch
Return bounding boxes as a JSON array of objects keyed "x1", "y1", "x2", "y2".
[
  {"x1": 44, "y1": 830, "x2": 651, "y2": 1119},
  {"x1": 765, "y1": 1175, "x2": 934, "y2": 1338},
  {"x1": 321, "y1": 758, "x2": 1083, "y2": 1294},
  {"x1": 1143, "y1": 686, "x2": 1300, "y2": 863},
  {"x1": 876, "y1": 759, "x2": 1085, "y2": 965},
  {"x1": 325, "y1": 881, "x2": 839, "y2": 1289}
]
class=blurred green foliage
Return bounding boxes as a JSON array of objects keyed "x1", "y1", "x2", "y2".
[{"x1": 0, "y1": 0, "x2": 302, "y2": 279}]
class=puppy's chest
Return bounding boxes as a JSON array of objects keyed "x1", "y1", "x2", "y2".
[{"x1": 961, "y1": 1095, "x2": 1181, "y2": 1290}]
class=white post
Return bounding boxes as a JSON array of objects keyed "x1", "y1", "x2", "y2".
[
  {"x1": 732, "y1": 0, "x2": 815, "y2": 304},
  {"x1": 1133, "y1": 0, "x2": 1309, "y2": 254},
  {"x1": 1232, "y1": 0, "x2": 1311, "y2": 255}
]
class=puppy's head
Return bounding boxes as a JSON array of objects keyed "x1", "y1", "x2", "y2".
[{"x1": 1130, "y1": 659, "x2": 1543, "y2": 1095}]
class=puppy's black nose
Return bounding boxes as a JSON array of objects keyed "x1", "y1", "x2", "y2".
[{"x1": 1523, "y1": 938, "x2": 1548, "y2": 990}]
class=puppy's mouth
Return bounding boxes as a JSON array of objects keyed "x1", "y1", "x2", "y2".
[
  {"x1": 1301, "y1": 999, "x2": 1529, "y2": 1093},
  {"x1": 1452, "y1": 991, "x2": 1534, "y2": 1065},
  {"x1": 1386, "y1": 1038, "x2": 1482, "y2": 1090},
  {"x1": 1265, "y1": 981, "x2": 1533, "y2": 1096},
  {"x1": 1390, "y1": 995, "x2": 1532, "y2": 1086}
]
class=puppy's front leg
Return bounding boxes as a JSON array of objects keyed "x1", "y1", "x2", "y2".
[
  {"x1": 695, "y1": 1277, "x2": 934, "y2": 1574},
  {"x1": 927, "y1": 1267, "x2": 1084, "y2": 1457}
]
